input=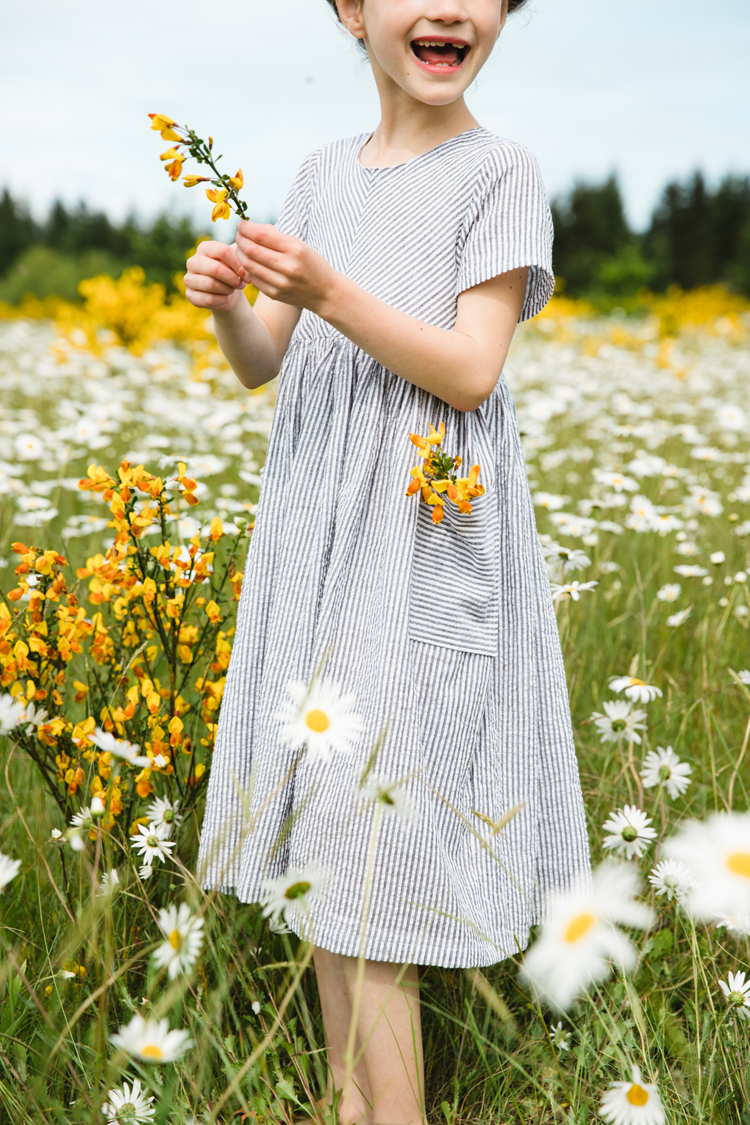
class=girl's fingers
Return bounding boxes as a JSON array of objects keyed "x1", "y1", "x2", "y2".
[
  {"x1": 185, "y1": 273, "x2": 237, "y2": 297},
  {"x1": 241, "y1": 261, "x2": 294, "y2": 297},
  {"x1": 186, "y1": 254, "x2": 243, "y2": 289},
  {"x1": 237, "y1": 219, "x2": 289, "y2": 252},
  {"x1": 235, "y1": 235, "x2": 283, "y2": 272},
  {"x1": 185, "y1": 287, "x2": 233, "y2": 310}
]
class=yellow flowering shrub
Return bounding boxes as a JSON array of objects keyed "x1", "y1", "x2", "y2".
[{"x1": 1, "y1": 459, "x2": 248, "y2": 831}]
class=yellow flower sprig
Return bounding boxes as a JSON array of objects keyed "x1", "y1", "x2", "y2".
[
  {"x1": 406, "y1": 423, "x2": 485, "y2": 525},
  {"x1": 148, "y1": 113, "x2": 247, "y2": 222}
]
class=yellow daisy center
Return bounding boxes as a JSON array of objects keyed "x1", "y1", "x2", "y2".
[
  {"x1": 141, "y1": 1043, "x2": 163, "y2": 1059},
  {"x1": 564, "y1": 911, "x2": 597, "y2": 943},
  {"x1": 726, "y1": 852, "x2": 750, "y2": 878},
  {"x1": 630, "y1": 678, "x2": 644, "y2": 686},
  {"x1": 169, "y1": 929, "x2": 182, "y2": 950},
  {"x1": 626, "y1": 1083, "x2": 649, "y2": 1106},
  {"x1": 305, "y1": 709, "x2": 330, "y2": 733}
]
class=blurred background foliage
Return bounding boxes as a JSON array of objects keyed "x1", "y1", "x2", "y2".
[{"x1": 0, "y1": 168, "x2": 749, "y2": 308}]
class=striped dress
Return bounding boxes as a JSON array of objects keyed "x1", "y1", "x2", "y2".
[{"x1": 197, "y1": 127, "x2": 592, "y2": 967}]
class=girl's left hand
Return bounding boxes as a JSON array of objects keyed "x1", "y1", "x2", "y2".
[{"x1": 235, "y1": 220, "x2": 337, "y2": 316}]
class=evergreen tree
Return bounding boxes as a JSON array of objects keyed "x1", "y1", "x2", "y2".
[
  {"x1": 0, "y1": 189, "x2": 38, "y2": 275},
  {"x1": 551, "y1": 176, "x2": 633, "y2": 293}
]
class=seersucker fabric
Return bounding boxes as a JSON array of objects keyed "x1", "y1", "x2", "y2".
[{"x1": 196, "y1": 127, "x2": 592, "y2": 967}]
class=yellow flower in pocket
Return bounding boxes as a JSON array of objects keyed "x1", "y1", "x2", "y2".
[{"x1": 406, "y1": 424, "x2": 483, "y2": 525}]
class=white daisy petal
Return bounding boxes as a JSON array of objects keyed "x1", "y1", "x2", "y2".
[
  {"x1": 599, "y1": 1064, "x2": 666, "y2": 1125},
  {"x1": 663, "y1": 811, "x2": 750, "y2": 921},
  {"x1": 276, "y1": 678, "x2": 364, "y2": 764},
  {"x1": 110, "y1": 1013, "x2": 193, "y2": 1063}
]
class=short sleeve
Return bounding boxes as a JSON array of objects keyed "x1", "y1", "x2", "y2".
[
  {"x1": 457, "y1": 144, "x2": 555, "y2": 322},
  {"x1": 275, "y1": 148, "x2": 321, "y2": 242}
]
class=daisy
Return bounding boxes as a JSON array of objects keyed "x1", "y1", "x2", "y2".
[
  {"x1": 519, "y1": 861, "x2": 653, "y2": 1011},
  {"x1": 685, "y1": 486, "x2": 723, "y2": 518},
  {"x1": 276, "y1": 679, "x2": 363, "y2": 764},
  {"x1": 110, "y1": 1014, "x2": 194, "y2": 1063},
  {"x1": 666, "y1": 607, "x2": 692, "y2": 627},
  {"x1": 549, "y1": 1021, "x2": 571, "y2": 1051},
  {"x1": 656, "y1": 584, "x2": 681, "y2": 602},
  {"x1": 20, "y1": 700, "x2": 49, "y2": 732},
  {"x1": 0, "y1": 694, "x2": 26, "y2": 734},
  {"x1": 718, "y1": 971, "x2": 750, "y2": 1020},
  {"x1": 651, "y1": 513, "x2": 683, "y2": 536},
  {"x1": 673, "y1": 564, "x2": 708, "y2": 578},
  {"x1": 710, "y1": 551, "x2": 726, "y2": 565},
  {"x1": 146, "y1": 796, "x2": 182, "y2": 833},
  {"x1": 534, "y1": 492, "x2": 570, "y2": 511},
  {"x1": 70, "y1": 806, "x2": 94, "y2": 832},
  {"x1": 648, "y1": 859, "x2": 697, "y2": 904},
  {"x1": 608, "y1": 677, "x2": 663, "y2": 704},
  {"x1": 102, "y1": 1077, "x2": 155, "y2": 1123},
  {"x1": 260, "y1": 861, "x2": 332, "y2": 934},
  {"x1": 640, "y1": 746, "x2": 692, "y2": 799},
  {"x1": 737, "y1": 670, "x2": 750, "y2": 685},
  {"x1": 594, "y1": 470, "x2": 639, "y2": 493},
  {"x1": 91, "y1": 727, "x2": 151, "y2": 768},
  {"x1": 602, "y1": 806, "x2": 658, "y2": 860},
  {"x1": 152, "y1": 903, "x2": 204, "y2": 979},
  {"x1": 674, "y1": 540, "x2": 700, "y2": 557},
  {"x1": 97, "y1": 870, "x2": 121, "y2": 898},
  {"x1": 550, "y1": 580, "x2": 598, "y2": 602},
  {"x1": 0, "y1": 853, "x2": 21, "y2": 890},
  {"x1": 715, "y1": 911, "x2": 750, "y2": 937},
  {"x1": 591, "y1": 701, "x2": 648, "y2": 745},
  {"x1": 558, "y1": 547, "x2": 592, "y2": 575},
  {"x1": 599, "y1": 1064, "x2": 665, "y2": 1125},
  {"x1": 358, "y1": 774, "x2": 420, "y2": 825},
  {"x1": 130, "y1": 823, "x2": 176, "y2": 867},
  {"x1": 662, "y1": 811, "x2": 750, "y2": 920}
]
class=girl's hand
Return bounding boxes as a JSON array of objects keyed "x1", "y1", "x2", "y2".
[
  {"x1": 184, "y1": 241, "x2": 246, "y2": 312},
  {"x1": 234, "y1": 220, "x2": 339, "y2": 316}
]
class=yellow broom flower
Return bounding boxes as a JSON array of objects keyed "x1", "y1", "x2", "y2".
[{"x1": 205, "y1": 188, "x2": 231, "y2": 221}]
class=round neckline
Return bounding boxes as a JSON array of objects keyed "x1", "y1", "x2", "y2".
[{"x1": 356, "y1": 126, "x2": 487, "y2": 171}]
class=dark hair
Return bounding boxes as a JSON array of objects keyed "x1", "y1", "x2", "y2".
[{"x1": 325, "y1": 0, "x2": 529, "y2": 19}]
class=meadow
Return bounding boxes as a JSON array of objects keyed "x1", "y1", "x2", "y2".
[{"x1": 0, "y1": 273, "x2": 749, "y2": 1124}]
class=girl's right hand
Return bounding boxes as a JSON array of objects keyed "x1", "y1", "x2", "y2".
[{"x1": 184, "y1": 241, "x2": 246, "y2": 312}]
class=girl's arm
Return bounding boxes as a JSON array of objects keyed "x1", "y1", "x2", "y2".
[
  {"x1": 184, "y1": 241, "x2": 301, "y2": 389},
  {"x1": 234, "y1": 220, "x2": 529, "y2": 413}
]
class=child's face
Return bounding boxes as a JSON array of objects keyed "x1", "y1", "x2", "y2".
[{"x1": 338, "y1": 0, "x2": 508, "y2": 106}]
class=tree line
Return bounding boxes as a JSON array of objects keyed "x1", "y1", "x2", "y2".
[{"x1": 1, "y1": 170, "x2": 749, "y2": 306}]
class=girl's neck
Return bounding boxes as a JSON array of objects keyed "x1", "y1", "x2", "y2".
[{"x1": 358, "y1": 87, "x2": 480, "y2": 169}]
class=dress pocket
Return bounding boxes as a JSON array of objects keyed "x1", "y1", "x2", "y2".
[{"x1": 408, "y1": 489, "x2": 499, "y2": 656}]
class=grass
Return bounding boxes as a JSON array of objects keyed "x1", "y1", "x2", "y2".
[{"x1": 0, "y1": 288, "x2": 749, "y2": 1122}]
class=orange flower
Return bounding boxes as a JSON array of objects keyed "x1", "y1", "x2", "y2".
[
  {"x1": 206, "y1": 188, "x2": 231, "y2": 221},
  {"x1": 148, "y1": 113, "x2": 182, "y2": 142},
  {"x1": 183, "y1": 174, "x2": 209, "y2": 188},
  {"x1": 227, "y1": 168, "x2": 244, "y2": 191},
  {"x1": 165, "y1": 155, "x2": 185, "y2": 181}
]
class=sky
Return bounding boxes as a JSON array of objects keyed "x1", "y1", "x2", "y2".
[{"x1": 2, "y1": 0, "x2": 749, "y2": 232}]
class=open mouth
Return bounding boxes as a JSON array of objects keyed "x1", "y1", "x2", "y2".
[{"x1": 410, "y1": 38, "x2": 470, "y2": 71}]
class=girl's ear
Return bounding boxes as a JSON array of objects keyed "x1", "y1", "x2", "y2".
[{"x1": 336, "y1": 0, "x2": 366, "y2": 41}]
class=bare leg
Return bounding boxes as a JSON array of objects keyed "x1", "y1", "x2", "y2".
[
  {"x1": 313, "y1": 947, "x2": 426, "y2": 1125},
  {"x1": 313, "y1": 947, "x2": 373, "y2": 1124}
]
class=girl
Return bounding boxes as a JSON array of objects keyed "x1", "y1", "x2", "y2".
[{"x1": 187, "y1": 1, "x2": 591, "y2": 1122}]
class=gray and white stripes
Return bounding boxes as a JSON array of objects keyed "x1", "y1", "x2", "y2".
[{"x1": 197, "y1": 128, "x2": 591, "y2": 967}]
